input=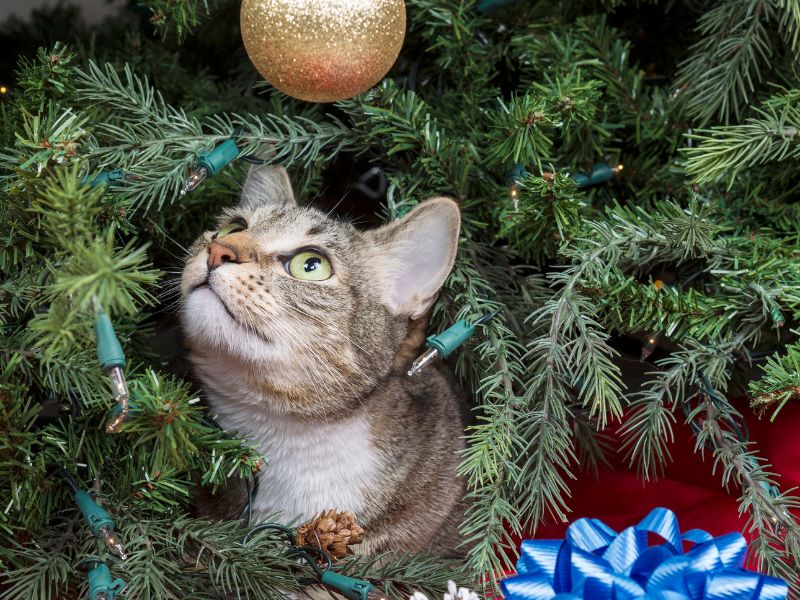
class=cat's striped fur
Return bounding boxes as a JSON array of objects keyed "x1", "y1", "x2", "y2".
[{"x1": 180, "y1": 165, "x2": 466, "y2": 555}]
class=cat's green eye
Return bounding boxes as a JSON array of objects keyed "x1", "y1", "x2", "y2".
[
  {"x1": 215, "y1": 220, "x2": 246, "y2": 239},
  {"x1": 286, "y1": 250, "x2": 333, "y2": 281}
]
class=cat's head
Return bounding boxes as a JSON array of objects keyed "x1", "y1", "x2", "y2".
[{"x1": 180, "y1": 165, "x2": 460, "y2": 418}]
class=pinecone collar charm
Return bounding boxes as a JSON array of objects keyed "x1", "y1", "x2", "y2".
[{"x1": 296, "y1": 509, "x2": 365, "y2": 559}]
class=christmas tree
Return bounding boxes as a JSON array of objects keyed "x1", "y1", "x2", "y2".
[{"x1": 2, "y1": 0, "x2": 800, "y2": 597}]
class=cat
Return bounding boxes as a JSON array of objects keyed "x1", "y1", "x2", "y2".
[{"x1": 180, "y1": 164, "x2": 467, "y2": 556}]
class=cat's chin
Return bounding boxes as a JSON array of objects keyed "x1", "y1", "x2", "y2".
[{"x1": 182, "y1": 286, "x2": 277, "y2": 363}]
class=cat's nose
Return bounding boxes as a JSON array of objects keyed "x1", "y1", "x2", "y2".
[{"x1": 207, "y1": 241, "x2": 239, "y2": 270}]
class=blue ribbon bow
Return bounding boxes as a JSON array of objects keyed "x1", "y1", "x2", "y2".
[{"x1": 501, "y1": 508, "x2": 788, "y2": 600}]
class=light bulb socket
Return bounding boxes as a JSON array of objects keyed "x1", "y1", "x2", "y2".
[
  {"x1": 87, "y1": 561, "x2": 126, "y2": 600},
  {"x1": 426, "y1": 319, "x2": 476, "y2": 358},
  {"x1": 75, "y1": 490, "x2": 114, "y2": 535},
  {"x1": 82, "y1": 170, "x2": 126, "y2": 189},
  {"x1": 409, "y1": 313, "x2": 498, "y2": 376},
  {"x1": 95, "y1": 310, "x2": 126, "y2": 371},
  {"x1": 198, "y1": 138, "x2": 240, "y2": 176},
  {"x1": 572, "y1": 162, "x2": 620, "y2": 188},
  {"x1": 320, "y1": 571, "x2": 377, "y2": 600},
  {"x1": 770, "y1": 306, "x2": 785, "y2": 328}
]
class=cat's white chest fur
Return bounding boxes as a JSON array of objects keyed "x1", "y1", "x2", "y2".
[{"x1": 217, "y1": 405, "x2": 382, "y2": 523}]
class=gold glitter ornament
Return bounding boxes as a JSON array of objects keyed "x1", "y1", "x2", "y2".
[{"x1": 240, "y1": 0, "x2": 406, "y2": 103}]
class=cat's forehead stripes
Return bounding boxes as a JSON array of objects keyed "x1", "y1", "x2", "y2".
[
  {"x1": 306, "y1": 225, "x2": 324, "y2": 236},
  {"x1": 247, "y1": 203, "x2": 346, "y2": 231},
  {"x1": 239, "y1": 203, "x2": 354, "y2": 259}
]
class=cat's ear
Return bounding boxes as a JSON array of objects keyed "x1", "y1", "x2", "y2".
[
  {"x1": 367, "y1": 198, "x2": 460, "y2": 319},
  {"x1": 240, "y1": 164, "x2": 295, "y2": 210}
]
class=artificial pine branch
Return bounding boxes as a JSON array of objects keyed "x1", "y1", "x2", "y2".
[
  {"x1": 5, "y1": 0, "x2": 800, "y2": 595},
  {"x1": 137, "y1": 0, "x2": 215, "y2": 40},
  {"x1": 750, "y1": 345, "x2": 800, "y2": 417},
  {"x1": 695, "y1": 394, "x2": 800, "y2": 595},
  {"x1": 675, "y1": 0, "x2": 777, "y2": 125},
  {"x1": 685, "y1": 91, "x2": 800, "y2": 185}
]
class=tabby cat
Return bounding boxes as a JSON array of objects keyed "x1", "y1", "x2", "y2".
[{"x1": 180, "y1": 165, "x2": 466, "y2": 555}]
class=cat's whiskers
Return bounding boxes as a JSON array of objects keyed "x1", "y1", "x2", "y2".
[
  {"x1": 274, "y1": 300, "x2": 376, "y2": 369},
  {"x1": 234, "y1": 297, "x2": 274, "y2": 344},
  {"x1": 251, "y1": 307, "x2": 344, "y2": 423},
  {"x1": 323, "y1": 191, "x2": 350, "y2": 220},
  {"x1": 256, "y1": 304, "x2": 367, "y2": 411},
  {"x1": 157, "y1": 289, "x2": 182, "y2": 302},
  {"x1": 156, "y1": 289, "x2": 182, "y2": 302},
  {"x1": 266, "y1": 313, "x2": 352, "y2": 397},
  {"x1": 156, "y1": 281, "x2": 183, "y2": 297},
  {"x1": 155, "y1": 277, "x2": 186, "y2": 312},
  {"x1": 157, "y1": 297, "x2": 183, "y2": 314},
  {"x1": 156, "y1": 274, "x2": 183, "y2": 286},
  {"x1": 269, "y1": 300, "x2": 387, "y2": 403},
  {"x1": 264, "y1": 317, "x2": 335, "y2": 425},
  {"x1": 147, "y1": 219, "x2": 190, "y2": 255},
  {"x1": 274, "y1": 303, "x2": 383, "y2": 412},
  {"x1": 268, "y1": 302, "x2": 376, "y2": 401}
]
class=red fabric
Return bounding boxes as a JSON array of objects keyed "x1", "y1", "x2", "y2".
[{"x1": 532, "y1": 399, "x2": 800, "y2": 542}]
